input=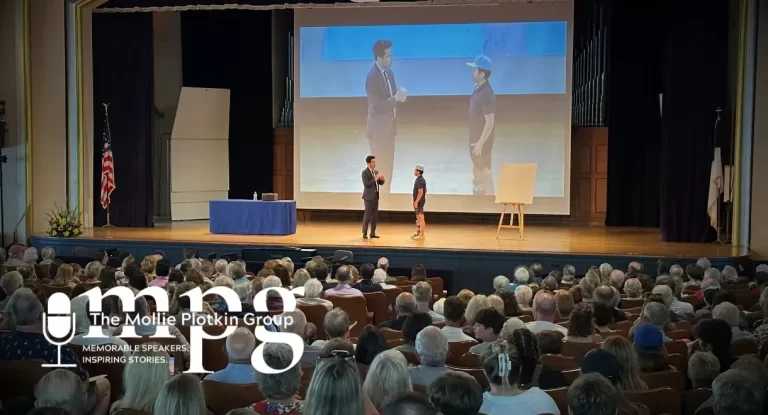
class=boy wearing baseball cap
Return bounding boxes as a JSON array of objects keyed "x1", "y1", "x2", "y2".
[
  {"x1": 412, "y1": 164, "x2": 427, "y2": 240},
  {"x1": 467, "y1": 54, "x2": 496, "y2": 195}
]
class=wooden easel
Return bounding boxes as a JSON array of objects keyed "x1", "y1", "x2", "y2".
[
  {"x1": 496, "y1": 202, "x2": 525, "y2": 239},
  {"x1": 495, "y1": 163, "x2": 537, "y2": 240}
]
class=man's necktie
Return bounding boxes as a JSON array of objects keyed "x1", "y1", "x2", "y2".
[{"x1": 384, "y1": 70, "x2": 394, "y2": 97}]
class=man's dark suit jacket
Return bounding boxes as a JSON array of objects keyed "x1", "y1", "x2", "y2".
[
  {"x1": 378, "y1": 315, "x2": 408, "y2": 331},
  {"x1": 365, "y1": 64, "x2": 397, "y2": 140},
  {"x1": 353, "y1": 280, "x2": 384, "y2": 293},
  {"x1": 362, "y1": 168, "x2": 385, "y2": 201}
]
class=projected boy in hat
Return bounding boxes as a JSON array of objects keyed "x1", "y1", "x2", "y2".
[
  {"x1": 467, "y1": 55, "x2": 496, "y2": 195},
  {"x1": 412, "y1": 164, "x2": 427, "y2": 240}
]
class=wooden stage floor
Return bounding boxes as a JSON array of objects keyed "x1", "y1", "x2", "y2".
[{"x1": 69, "y1": 220, "x2": 744, "y2": 259}]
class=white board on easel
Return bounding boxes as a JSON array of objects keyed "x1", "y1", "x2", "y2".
[{"x1": 495, "y1": 163, "x2": 537, "y2": 239}]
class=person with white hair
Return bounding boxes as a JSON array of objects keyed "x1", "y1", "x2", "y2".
[
  {"x1": 697, "y1": 257, "x2": 713, "y2": 270},
  {"x1": 281, "y1": 309, "x2": 322, "y2": 364},
  {"x1": 711, "y1": 369, "x2": 765, "y2": 415},
  {"x1": 380, "y1": 292, "x2": 418, "y2": 330},
  {"x1": 373, "y1": 268, "x2": 395, "y2": 289},
  {"x1": 290, "y1": 268, "x2": 311, "y2": 296},
  {"x1": 111, "y1": 348, "x2": 171, "y2": 413},
  {"x1": 153, "y1": 374, "x2": 207, "y2": 415},
  {"x1": 377, "y1": 256, "x2": 398, "y2": 285},
  {"x1": 39, "y1": 246, "x2": 56, "y2": 265},
  {"x1": 598, "y1": 263, "x2": 613, "y2": 284},
  {"x1": 69, "y1": 296, "x2": 130, "y2": 355},
  {"x1": 204, "y1": 327, "x2": 258, "y2": 384},
  {"x1": 493, "y1": 275, "x2": 510, "y2": 292},
  {"x1": 22, "y1": 247, "x2": 39, "y2": 264},
  {"x1": 363, "y1": 350, "x2": 412, "y2": 409},
  {"x1": 297, "y1": 279, "x2": 334, "y2": 311},
  {"x1": 713, "y1": 302, "x2": 755, "y2": 342},
  {"x1": 487, "y1": 295, "x2": 505, "y2": 315},
  {"x1": 115, "y1": 296, "x2": 191, "y2": 357},
  {"x1": 409, "y1": 326, "x2": 450, "y2": 387},
  {"x1": 312, "y1": 308, "x2": 356, "y2": 349},
  {"x1": 324, "y1": 265, "x2": 363, "y2": 298},
  {"x1": 250, "y1": 343, "x2": 305, "y2": 413},
  {"x1": 228, "y1": 261, "x2": 248, "y2": 284},
  {"x1": 561, "y1": 265, "x2": 576, "y2": 285},
  {"x1": 609, "y1": 270, "x2": 625, "y2": 291},
  {"x1": 0, "y1": 270, "x2": 23, "y2": 310},
  {"x1": 641, "y1": 302, "x2": 672, "y2": 342},
  {"x1": 214, "y1": 258, "x2": 229, "y2": 277},
  {"x1": 263, "y1": 275, "x2": 286, "y2": 312},
  {"x1": 509, "y1": 267, "x2": 530, "y2": 291},
  {"x1": 34, "y1": 369, "x2": 87, "y2": 414},
  {"x1": 721, "y1": 266, "x2": 739, "y2": 283},
  {"x1": 514, "y1": 285, "x2": 533, "y2": 310},
  {"x1": 623, "y1": 278, "x2": 643, "y2": 299},
  {"x1": 412, "y1": 282, "x2": 444, "y2": 323}
]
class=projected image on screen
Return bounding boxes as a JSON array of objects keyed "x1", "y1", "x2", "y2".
[{"x1": 297, "y1": 21, "x2": 568, "y2": 198}]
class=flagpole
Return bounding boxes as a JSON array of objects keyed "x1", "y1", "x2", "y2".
[
  {"x1": 102, "y1": 102, "x2": 115, "y2": 228},
  {"x1": 713, "y1": 107, "x2": 723, "y2": 244}
]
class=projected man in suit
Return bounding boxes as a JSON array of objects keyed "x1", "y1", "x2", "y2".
[
  {"x1": 366, "y1": 39, "x2": 406, "y2": 194},
  {"x1": 362, "y1": 155, "x2": 386, "y2": 238},
  {"x1": 467, "y1": 55, "x2": 496, "y2": 195}
]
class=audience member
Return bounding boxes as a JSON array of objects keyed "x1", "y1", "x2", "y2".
[
  {"x1": 380, "y1": 393, "x2": 437, "y2": 415},
  {"x1": 479, "y1": 340, "x2": 559, "y2": 415},
  {"x1": 624, "y1": 278, "x2": 643, "y2": 299},
  {"x1": 427, "y1": 371, "x2": 483, "y2": 415},
  {"x1": 412, "y1": 282, "x2": 444, "y2": 322},
  {"x1": 515, "y1": 285, "x2": 533, "y2": 310},
  {"x1": 711, "y1": 369, "x2": 764, "y2": 415},
  {"x1": 688, "y1": 352, "x2": 721, "y2": 389},
  {"x1": 542, "y1": 276, "x2": 558, "y2": 292},
  {"x1": 362, "y1": 349, "x2": 412, "y2": 409},
  {"x1": 352, "y1": 263, "x2": 383, "y2": 293},
  {"x1": 601, "y1": 336, "x2": 648, "y2": 391},
  {"x1": 610, "y1": 269, "x2": 626, "y2": 290},
  {"x1": 493, "y1": 275, "x2": 511, "y2": 292},
  {"x1": 0, "y1": 270, "x2": 23, "y2": 310},
  {"x1": 595, "y1": 285, "x2": 627, "y2": 322},
  {"x1": 525, "y1": 292, "x2": 568, "y2": 335},
  {"x1": 298, "y1": 279, "x2": 334, "y2": 311},
  {"x1": 562, "y1": 265, "x2": 576, "y2": 285},
  {"x1": 580, "y1": 349, "x2": 649, "y2": 415},
  {"x1": 641, "y1": 302, "x2": 673, "y2": 341},
  {"x1": 509, "y1": 267, "x2": 530, "y2": 291},
  {"x1": 409, "y1": 326, "x2": 450, "y2": 387},
  {"x1": 567, "y1": 373, "x2": 618, "y2": 415},
  {"x1": 313, "y1": 308, "x2": 355, "y2": 349},
  {"x1": 470, "y1": 307, "x2": 505, "y2": 355},
  {"x1": 153, "y1": 374, "x2": 207, "y2": 415},
  {"x1": 291, "y1": 269, "x2": 311, "y2": 295},
  {"x1": 111, "y1": 348, "x2": 171, "y2": 413},
  {"x1": 251, "y1": 343, "x2": 304, "y2": 414},
  {"x1": 565, "y1": 302, "x2": 603, "y2": 343},
  {"x1": 304, "y1": 349, "x2": 375, "y2": 415},
  {"x1": 355, "y1": 325, "x2": 387, "y2": 366},
  {"x1": 593, "y1": 303, "x2": 615, "y2": 333},
  {"x1": 693, "y1": 318, "x2": 735, "y2": 372},
  {"x1": 456, "y1": 289, "x2": 475, "y2": 305},
  {"x1": 632, "y1": 323, "x2": 669, "y2": 372},
  {"x1": 713, "y1": 301, "x2": 756, "y2": 342},
  {"x1": 379, "y1": 292, "x2": 417, "y2": 330},
  {"x1": 325, "y1": 266, "x2": 363, "y2": 298},
  {"x1": 34, "y1": 369, "x2": 86, "y2": 415},
  {"x1": 398, "y1": 312, "x2": 433, "y2": 354},
  {"x1": 411, "y1": 264, "x2": 428, "y2": 282},
  {"x1": 204, "y1": 327, "x2": 258, "y2": 384},
  {"x1": 372, "y1": 269, "x2": 394, "y2": 288},
  {"x1": 440, "y1": 296, "x2": 474, "y2": 342},
  {"x1": 487, "y1": 294, "x2": 505, "y2": 315}
]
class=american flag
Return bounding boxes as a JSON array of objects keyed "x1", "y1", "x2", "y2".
[{"x1": 100, "y1": 104, "x2": 115, "y2": 209}]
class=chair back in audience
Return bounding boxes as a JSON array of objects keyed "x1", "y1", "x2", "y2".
[
  {"x1": 399, "y1": 349, "x2": 421, "y2": 366},
  {"x1": 34, "y1": 263, "x2": 50, "y2": 280},
  {"x1": 619, "y1": 298, "x2": 645, "y2": 309},
  {"x1": 540, "y1": 354, "x2": 578, "y2": 371},
  {"x1": 382, "y1": 287, "x2": 403, "y2": 321},
  {"x1": 395, "y1": 276, "x2": 409, "y2": 285},
  {"x1": 40, "y1": 284, "x2": 73, "y2": 298},
  {"x1": 731, "y1": 338, "x2": 758, "y2": 357},
  {"x1": 447, "y1": 341, "x2": 477, "y2": 366},
  {"x1": 640, "y1": 368, "x2": 686, "y2": 394},
  {"x1": 70, "y1": 344, "x2": 125, "y2": 403},
  {"x1": 626, "y1": 387, "x2": 681, "y2": 415},
  {"x1": 607, "y1": 320, "x2": 632, "y2": 338},
  {"x1": 666, "y1": 329, "x2": 689, "y2": 341},
  {"x1": 561, "y1": 341, "x2": 600, "y2": 359},
  {"x1": 177, "y1": 324, "x2": 229, "y2": 372},
  {"x1": 459, "y1": 352, "x2": 481, "y2": 368},
  {"x1": 562, "y1": 369, "x2": 581, "y2": 385},
  {"x1": 111, "y1": 409, "x2": 150, "y2": 415},
  {"x1": 445, "y1": 365, "x2": 490, "y2": 391},
  {"x1": 664, "y1": 340, "x2": 688, "y2": 357},
  {"x1": 544, "y1": 387, "x2": 568, "y2": 415},
  {"x1": 0, "y1": 359, "x2": 50, "y2": 401},
  {"x1": 362, "y1": 292, "x2": 388, "y2": 326},
  {"x1": 682, "y1": 388, "x2": 712, "y2": 415},
  {"x1": 328, "y1": 296, "x2": 368, "y2": 338},
  {"x1": 122, "y1": 336, "x2": 184, "y2": 373},
  {"x1": 201, "y1": 380, "x2": 263, "y2": 415},
  {"x1": 426, "y1": 277, "x2": 444, "y2": 300},
  {"x1": 379, "y1": 328, "x2": 405, "y2": 349},
  {"x1": 666, "y1": 353, "x2": 688, "y2": 376},
  {"x1": 297, "y1": 303, "x2": 329, "y2": 342}
]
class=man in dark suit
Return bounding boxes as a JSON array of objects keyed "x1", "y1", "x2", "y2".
[
  {"x1": 366, "y1": 39, "x2": 406, "y2": 194},
  {"x1": 362, "y1": 155, "x2": 386, "y2": 238}
]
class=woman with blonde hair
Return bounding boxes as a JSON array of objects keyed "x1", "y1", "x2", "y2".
[
  {"x1": 362, "y1": 350, "x2": 412, "y2": 409},
  {"x1": 457, "y1": 289, "x2": 475, "y2": 305},
  {"x1": 514, "y1": 285, "x2": 533, "y2": 310},
  {"x1": 304, "y1": 350, "x2": 377, "y2": 415},
  {"x1": 601, "y1": 336, "x2": 648, "y2": 391},
  {"x1": 51, "y1": 263, "x2": 75, "y2": 288},
  {"x1": 111, "y1": 347, "x2": 171, "y2": 413},
  {"x1": 153, "y1": 374, "x2": 207, "y2": 415},
  {"x1": 464, "y1": 295, "x2": 490, "y2": 327},
  {"x1": 140, "y1": 256, "x2": 157, "y2": 279},
  {"x1": 291, "y1": 268, "x2": 311, "y2": 296},
  {"x1": 554, "y1": 290, "x2": 574, "y2": 317}
]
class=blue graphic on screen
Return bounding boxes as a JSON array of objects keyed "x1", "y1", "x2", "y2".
[{"x1": 300, "y1": 22, "x2": 567, "y2": 98}]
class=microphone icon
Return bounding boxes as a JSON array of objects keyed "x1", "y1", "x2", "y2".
[{"x1": 42, "y1": 292, "x2": 77, "y2": 368}]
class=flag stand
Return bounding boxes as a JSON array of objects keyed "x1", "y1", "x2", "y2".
[
  {"x1": 102, "y1": 206, "x2": 115, "y2": 228},
  {"x1": 712, "y1": 108, "x2": 724, "y2": 245}
]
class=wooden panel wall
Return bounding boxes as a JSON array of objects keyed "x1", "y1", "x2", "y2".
[
  {"x1": 570, "y1": 127, "x2": 608, "y2": 225},
  {"x1": 272, "y1": 128, "x2": 293, "y2": 200}
]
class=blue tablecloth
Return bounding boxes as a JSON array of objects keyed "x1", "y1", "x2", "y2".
[{"x1": 209, "y1": 200, "x2": 297, "y2": 235}]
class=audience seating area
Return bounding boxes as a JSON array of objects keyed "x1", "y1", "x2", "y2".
[{"x1": 1, "y1": 245, "x2": 768, "y2": 415}]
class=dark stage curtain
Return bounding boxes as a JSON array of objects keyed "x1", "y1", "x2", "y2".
[
  {"x1": 604, "y1": 1, "x2": 663, "y2": 228},
  {"x1": 659, "y1": 0, "x2": 728, "y2": 242},
  {"x1": 92, "y1": 13, "x2": 155, "y2": 227},
  {"x1": 180, "y1": 10, "x2": 274, "y2": 200}
]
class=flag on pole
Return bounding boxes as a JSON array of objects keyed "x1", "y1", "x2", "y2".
[
  {"x1": 100, "y1": 104, "x2": 115, "y2": 209},
  {"x1": 707, "y1": 147, "x2": 722, "y2": 229}
]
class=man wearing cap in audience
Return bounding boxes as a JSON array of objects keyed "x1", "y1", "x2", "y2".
[
  {"x1": 467, "y1": 55, "x2": 496, "y2": 195},
  {"x1": 412, "y1": 164, "x2": 427, "y2": 240}
]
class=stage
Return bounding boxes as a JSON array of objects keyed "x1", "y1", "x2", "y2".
[{"x1": 31, "y1": 220, "x2": 747, "y2": 295}]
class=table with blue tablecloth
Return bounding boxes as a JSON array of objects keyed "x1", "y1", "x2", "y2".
[{"x1": 209, "y1": 200, "x2": 297, "y2": 235}]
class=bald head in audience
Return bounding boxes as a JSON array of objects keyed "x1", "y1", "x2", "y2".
[
  {"x1": 594, "y1": 285, "x2": 615, "y2": 307},
  {"x1": 395, "y1": 292, "x2": 417, "y2": 317},
  {"x1": 487, "y1": 295, "x2": 504, "y2": 315},
  {"x1": 533, "y1": 292, "x2": 558, "y2": 322},
  {"x1": 610, "y1": 270, "x2": 625, "y2": 290}
]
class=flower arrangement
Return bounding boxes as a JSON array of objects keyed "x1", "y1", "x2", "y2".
[{"x1": 47, "y1": 204, "x2": 83, "y2": 238}]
